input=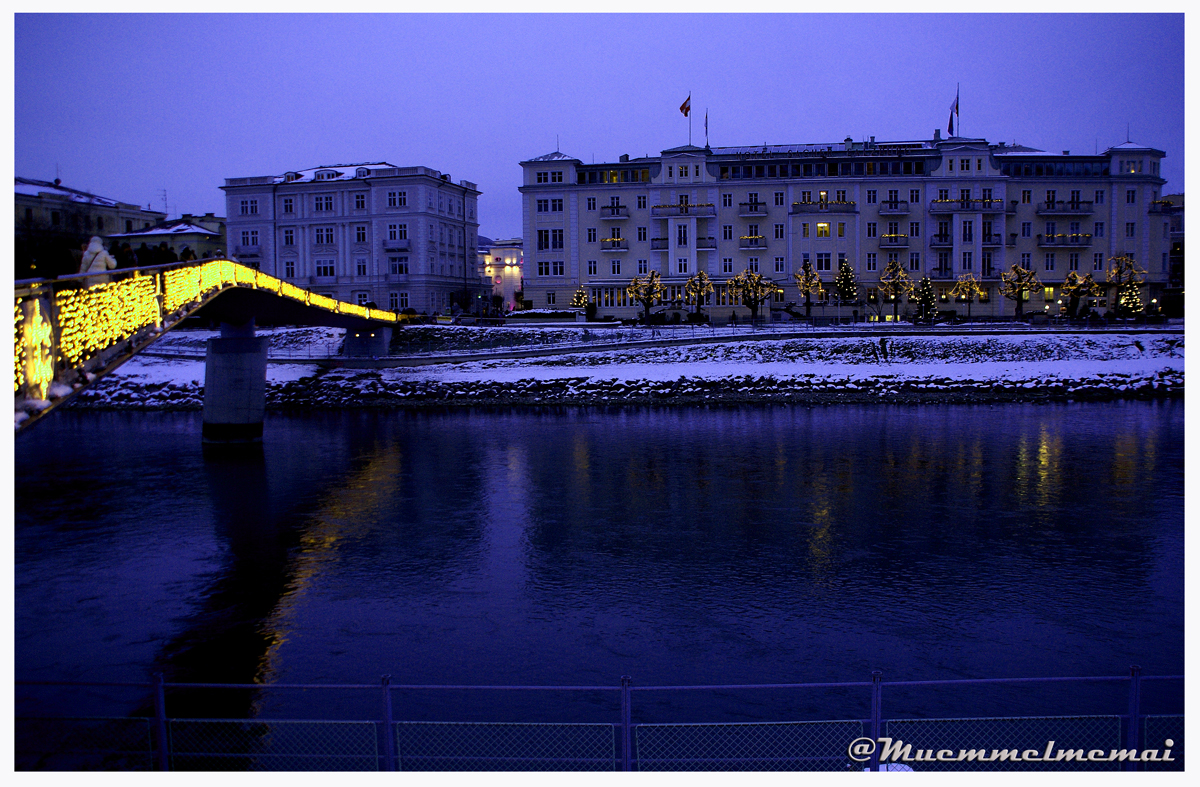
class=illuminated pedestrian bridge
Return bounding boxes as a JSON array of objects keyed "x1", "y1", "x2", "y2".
[{"x1": 14, "y1": 259, "x2": 399, "y2": 438}]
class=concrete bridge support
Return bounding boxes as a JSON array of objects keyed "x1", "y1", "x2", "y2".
[
  {"x1": 202, "y1": 320, "x2": 269, "y2": 444},
  {"x1": 344, "y1": 326, "x2": 392, "y2": 357}
]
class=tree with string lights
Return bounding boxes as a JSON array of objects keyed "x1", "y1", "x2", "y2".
[
  {"x1": 834, "y1": 259, "x2": 859, "y2": 306},
  {"x1": 728, "y1": 269, "x2": 777, "y2": 323},
  {"x1": 999, "y1": 264, "x2": 1042, "y2": 318},
  {"x1": 949, "y1": 273, "x2": 983, "y2": 322},
  {"x1": 1106, "y1": 254, "x2": 1147, "y2": 318},
  {"x1": 568, "y1": 287, "x2": 589, "y2": 310},
  {"x1": 1059, "y1": 271, "x2": 1100, "y2": 319},
  {"x1": 911, "y1": 275, "x2": 937, "y2": 323},
  {"x1": 627, "y1": 271, "x2": 666, "y2": 325},
  {"x1": 877, "y1": 258, "x2": 914, "y2": 322},
  {"x1": 684, "y1": 271, "x2": 714, "y2": 319},
  {"x1": 793, "y1": 260, "x2": 825, "y2": 319}
]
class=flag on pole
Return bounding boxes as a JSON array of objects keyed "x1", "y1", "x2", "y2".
[
  {"x1": 680, "y1": 94, "x2": 691, "y2": 117},
  {"x1": 704, "y1": 110, "x2": 708, "y2": 139},
  {"x1": 947, "y1": 88, "x2": 959, "y2": 135}
]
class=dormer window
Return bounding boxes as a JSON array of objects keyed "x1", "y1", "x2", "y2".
[
  {"x1": 315, "y1": 170, "x2": 340, "y2": 181},
  {"x1": 356, "y1": 167, "x2": 370, "y2": 178},
  {"x1": 284, "y1": 172, "x2": 300, "y2": 182}
]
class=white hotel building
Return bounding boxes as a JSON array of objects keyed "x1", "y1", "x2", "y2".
[
  {"x1": 519, "y1": 132, "x2": 1171, "y2": 319},
  {"x1": 223, "y1": 163, "x2": 485, "y2": 313}
]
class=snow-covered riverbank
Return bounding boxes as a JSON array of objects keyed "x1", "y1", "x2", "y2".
[{"x1": 63, "y1": 327, "x2": 1183, "y2": 410}]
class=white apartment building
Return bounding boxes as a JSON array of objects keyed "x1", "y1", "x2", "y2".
[
  {"x1": 223, "y1": 163, "x2": 486, "y2": 313},
  {"x1": 519, "y1": 133, "x2": 1171, "y2": 319},
  {"x1": 477, "y1": 237, "x2": 524, "y2": 312}
]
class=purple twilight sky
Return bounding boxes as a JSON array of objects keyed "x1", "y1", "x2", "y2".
[{"x1": 14, "y1": 13, "x2": 1185, "y2": 241}]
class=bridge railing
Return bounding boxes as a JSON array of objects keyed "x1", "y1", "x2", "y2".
[{"x1": 14, "y1": 259, "x2": 399, "y2": 419}]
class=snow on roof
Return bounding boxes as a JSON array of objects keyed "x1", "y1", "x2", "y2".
[
  {"x1": 15, "y1": 176, "x2": 125, "y2": 207},
  {"x1": 106, "y1": 222, "x2": 220, "y2": 239},
  {"x1": 276, "y1": 162, "x2": 400, "y2": 184},
  {"x1": 525, "y1": 152, "x2": 577, "y2": 162}
]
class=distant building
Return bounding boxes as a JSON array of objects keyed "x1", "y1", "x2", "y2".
[
  {"x1": 519, "y1": 133, "x2": 1172, "y2": 320},
  {"x1": 222, "y1": 162, "x2": 487, "y2": 312},
  {"x1": 105, "y1": 213, "x2": 228, "y2": 262},
  {"x1": 1159, "y1": 193, "x2": 1183, "y2": 316},
  {"x1": 15, "y1": 177, "x2": 165, "y2": 279},
  {"x1": 477, "y1": 237, "x2": 524, "y2": 312}
]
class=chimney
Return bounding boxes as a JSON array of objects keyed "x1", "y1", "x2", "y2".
[
  {"x1": 1062, "y1": 150, "x2": 1070, "y2": 155},
  {"x1": 619, "y1": 154, "x2": 629, "y2": 163},
  {"x1": 933, "y1": 129, "x2": 941, "y2": 142}
]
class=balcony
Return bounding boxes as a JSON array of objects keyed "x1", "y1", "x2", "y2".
[
  {"x1": 600, "y1": 239, "x2": 628, "y2": 252},
  {"x1": 599, "y1": 205, "x2": 629, "y2": 219},
  {"x1": 930, "y1": 269, "x2": 955, "y2": 280},
  {"x1": 1036, "y1": 200, "x2": 1094, "y2": 216},
  {"x1": 981, "y1": 266, "x2": 998, "y2": 279},
  {"x1": 791, "y1": 201, "x2": 857, "y2": 215},
  {"x1": 879, "y1": 234, "x2": 909, "y2": 248},
  {"x1": 1037, "y1": 233, "x2": 1093, "y2": 248},
  {"x1": 738, "y1": 236, "x2": 768, "y2": 250},
  {"x1": 651, "y1": 203, "x2": 716, "y2": 218},
  {"x1": 1005, "y1": 201, "x2": 1019, "y2": 214},
  {"x1": 877, "y1": 201, "x2": 910, "y2": 215},
  {"x1": 1006, "y1": 234, "x2": 1018, "y2": 247},
  {"x1": 650, "y1": 238, "x2": 669, "y2": 250},
  {"x1": 696, "y1": 237, "x2": 717, "y2": 250},
  {"x1": 981, "y1": 234, "x2": 1004, "y2": 247},
  {"x1": 738, "y1": 202, "x2": 769, "y2": 217},
  {"x1": 382, "y1": 238, "x2": 410, "y2": 252},
  {"x1": 234, "y1": 244, "x2": 261, "y2": 257},
  {"x1": 929, "y1": 199, "x2": 1007, "y2": 213},
  {"x1": 929, "y1": 234, "x2": 954, "y2": 247}
]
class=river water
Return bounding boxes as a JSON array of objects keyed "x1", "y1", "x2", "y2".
[{"x1": 14, "y1": 402, "x2": 1183, "y2": 723}]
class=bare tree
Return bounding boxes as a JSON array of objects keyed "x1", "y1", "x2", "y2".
[
  {"x1": 999, "y1": 264, "x2": 1042, "y2": 317},
  {"x1": 728, "y1": 269, "x2": 777, "y2": 323},
  {"x1": 627, "y1": 271, "x2": 666, "y2": 325}
]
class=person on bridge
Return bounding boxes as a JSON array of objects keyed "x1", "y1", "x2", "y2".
[{"x1": 78, "y1": 236, "x2": 117, "y2": 280}]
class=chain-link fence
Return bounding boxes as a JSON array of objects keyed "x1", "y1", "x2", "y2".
[
  {"x1": 634, "y1": 719, "x2": 864, "y2": 770},
  {"x1": 883, "y1": 715, "x2": 1123, "y2": 771},
  {"x1": 393, "y1": 721, "x2": 615, "y2": 770},
  {"x1": 15, "y1": 716, "x2": 154, "y2": 771},
  {"x1": 168, "y1": 719, "x2": 378, "y2": 771},
  {"x1": 1143, "y1": 715, "x2": 1185, "y2": 771}
]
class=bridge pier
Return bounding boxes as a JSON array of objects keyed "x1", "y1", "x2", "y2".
[
  {"x1": 202, "y1": 319, "x2": 269, "y2": 444},
  {"x1": 344, "y1": 326, "x2": 391, "y2": 357}
]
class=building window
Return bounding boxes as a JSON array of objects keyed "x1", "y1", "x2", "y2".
[
  {"x1": 836, "y1": 190, "x2": 846, "y2": 202},
  {"x1": 1044, "y1": 253, "x2": 1055, "y2": 271},
  {"x1": 838, "y1": 222, "x2": 845, "y2": 238},
  {"x1": 537, "y1": 230, "x2": 550, "y2": 251},
  {"x1": 125, "y1": 219, "x2": 132, "y2": 233},
  {"x1": 388, "y1": 191, "x2": 406, "y2": 207},
  {"x1": 677, "y1": 258, "x2": 689, "y2": 274},
  {"x1": 1021, "y1": 222, "x2": 1032, "y2": 238},
  {"x1": 638, "y1": 226, "x2": 647, "y2": 242},
  {"x1": 389, "y1": 292, "x2": 399, "y2": 310},
  {"x1": 546, "y1": 292, "x2": 556, "y2": 305},
  {"x1": 1126, "y1": 189, "x2": 1137, "y2": 204},
  {"x1": 909, "y1": 252, "x2": 920, "y2": 271},
  {"x1": 552, "y1": 260, "x2": 564, "y2": 275},
  {"x1": 552, "y1": 198, "x2": 563, "y2": 212},
  {"x1": 866, "y1": 222, "x2": 877, "y2": 238},
  {"x1": 585, "y1": 197, "x2": 596, "y2": 211},
  {"x1": 722, "y1": 193, "x2": 732, "y2": 207},
  {"x1": 723, "y1": 225, "x2": 733, "y2": 241},
  {"x1": 1094, "y1": 253, "x2": 1104, "y2": 270},
  {"x1": 677, "y1": 225, "x2": 688, "y2": 247},
  {"x1": 355, "y1": 226, "x2": 367, "y2": 243},
  {"x1": 356, "y1": 259, "x2": 367, "y2": 276},
  {"x1": 283, "y1": 229, "x2": 295, "y2": 246},
  {"x1": 536, "y1": 172, "x2": 548, "y2": 183},
  {"x1": 1094, "y1": 221, "x2": 1105, "y2": 238},
  {"x1": 389, "y1": 256, "x2": 408, "y2": 274},
  {"x1": 817, "y1": 223, "x2": 830, "y2": 238},
  {"x1": 636, "y1": 195, "x2": 646, "y2": 209},
  {"x1": 722, "y1": 257, "x2": 733, "y2": 274},
  {"x1": 961, "y1": 220, "x2": 973, "y2": 243},
  {"x1": 537, "y1": 260, "x2": 550, "y2": 276},
  {"x1": 909, "y1": 221, "x2": 920, "y2": 237},
  {"x1": 537, "y1": 199, "x2": 549, "y2": 213},
  {"x1": 1069, "y1": 253, "x2": 1080, "y2": 271},
  {"x1": 1126, "y1": 222, "x2": 1136, "y2": 238},
  {"x1": 612, "y1": 260, "x2": 621, "y2": 275},
  {"x1": 1095, "y1": 190, "x2": 1105, "y2": 205},
  {"x1": 315, "y1": 196, "x2": 333, "y2": 211},
  {"x1": 961, "y1": 251, "x2": 973, "y2": 271},
  {"x1": 284, "y1": 260, "x2": 295, "y2": 278},
  {"x1": 315, "y1": 227, "x2": 334, "y2": 244},
  {"x1": 551, "y1": 171, "x2": 563, "y2": 183},
  {"x1": 316, "y1": 260, "x2": 335, "y2": 277},
  {"x1": 747, "y1": 257, "x2": 758, "y2": 273},
  {"x1": 801, "y1": 190, "x2": 812, "y2": 203},
  {"x1": 1021, "y1": 190, "x2": 1032, "y2": 204},
  {"x1": 552, "y1": 229, "x2": 563, "y2": 249},
  {"x1": 241, "y1": 230, "x2": 259, "y2": 246},
  {"x1": 240, "y1": 199, "x2": 258, "y2": 215},
  {"x1": 1020, "y1": 253, "x2": 1031, "y2": 270},
  {"x1": 774, "y1": 257, "x2": 785, "y2": 273},
  {"x1": 938, "y1": 189, "x2": 949, "y2": 201},
  {"x1": 910, "y1": 189, "x2": 920, "y2": 203},
  {"x1": 866, "y1": 253, "x2": 877, "y2": 272},
  {"x1": 355, "y1": 194, "x2": 366, "y2": 210},
  {"x1": 587, "y1": 228, "x2": 597, "y2": 243},
  {"x1": 816, "y1": 253, "x2": 831, "y2": 272},
  {"x1": 588, "y1": 260, "x2": 597, "y2": 275},
  {"x1": 774, "y1": 191, "x2": 784, "y2": 206},
  {"x1": 282, "y1": 197, "x2": 294, "y2": 213},
  {"x1": 774, "y1": 223, "x2": 785, "y2": 240}
]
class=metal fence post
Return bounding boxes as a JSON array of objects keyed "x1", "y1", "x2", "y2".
[
  {"x1": 620, "y1": 675, "x2": 632, "y2": 772},
  {"x1": 869, "y1": 670, "x2": 883, "y2": 772},
  {"x1": 1126, "y1": 665, "x2": 1142, "y2": 771},
  {"x1": 381, "y1": 675, "x2": 397, "y2": 771},
  {"x1": 152, "y1": 672, "x2": 170, "y2": 771}
]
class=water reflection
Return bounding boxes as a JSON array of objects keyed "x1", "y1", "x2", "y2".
[{"x1": 14, "y1": 402, "x2": 1183, "y2": 721}]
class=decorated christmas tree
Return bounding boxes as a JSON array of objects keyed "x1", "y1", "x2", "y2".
[
  {"x1": 793, "y1": 260, "x2": 825, "y2": 318},
  {"x1": 949, "y1": 273, "x2": 983, "y2": 321},
  {"x1": 912, "y1": 276, "x2": 937, "y2": 322},
  {"x1": 1059, "y1": 271, "x2": 1100, "y2": 318},
  {"x1": 877, "y1": 258, "x2": 913, "y2": 321},
  {"x1": 569, "y1": 287, "x2": 589, "y2": 310},
  {"x1": 728, "y1": 269, "x2": 777, "y2": 322},
  {"x1": 626, "y1": 271, "x2": 666, "y2": 325},
  {"x1": 1106, "y1": 255, "x2": 1147, "y2": 318},
  {"x1": 834, "y1": 259, "x2": 859, "y2": 305},
  {"x1": 999, "y1": 264, "x2": 1042, "y2": 317},
  {"x1": 684, "y1": 271, "x2": 714, "y2": 317}
]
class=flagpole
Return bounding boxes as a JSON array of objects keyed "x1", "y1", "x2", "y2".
[
  {"x1": 689, "y1": 91, "x2": 693, "y2": 146},
  {"x1": 957, "y1": 82, "x2": 960, "y2": 137}
]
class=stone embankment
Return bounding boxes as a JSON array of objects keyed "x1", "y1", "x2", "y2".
[{"x1": 69, "y1": 367, "x2": 1184, "y2": 410}]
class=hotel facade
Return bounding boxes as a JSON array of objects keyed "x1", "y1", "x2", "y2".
[
  {"x1": 222, "y1": 163, "x2": 485, "y2": 313},
  {"x1": 518, "y1": 132, "x2": 1171, "y2": 319}
]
